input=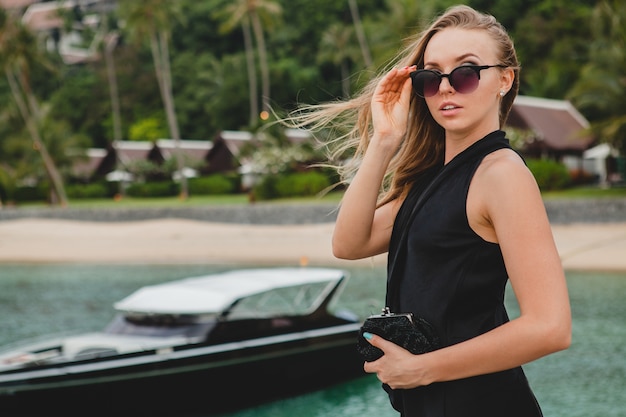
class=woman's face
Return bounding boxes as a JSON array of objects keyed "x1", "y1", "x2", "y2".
[{"x1": 422, "y1": 27, "x2": 510, "y2": 141}]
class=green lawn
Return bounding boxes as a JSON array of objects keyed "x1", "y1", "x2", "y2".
[
  {"x1": 20, "y1": 191, "x2": 345, "y2": 209},
  {"x1": 542, "y1": 186, "x2": 626, "y2": 199},
  {"x1": 11, "y1": 186, "x2": 626, "y2": 210}
]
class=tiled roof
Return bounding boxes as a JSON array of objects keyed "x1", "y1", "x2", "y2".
[
  {"x1": 156, "y1": 139, "x2": 213, "y2": 162},
  {"x1": 218, "y1": 130, "x2": 255, "y2": 156},
  {"x1": 508, "y1": 95, "x2": 594, "y2": 151},
  {"x1": 112, "y1": 141, "x2": 155, "y2": 166},
  {"x1": 72, "y1": 148, "x2": 107, "y2": 179}
]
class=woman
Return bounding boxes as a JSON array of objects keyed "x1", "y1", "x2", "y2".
[{"x1": 294, "y1": 4, "x2": 571, "y2": 417}]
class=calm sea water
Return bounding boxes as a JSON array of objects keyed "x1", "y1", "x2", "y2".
[{"x1": 0, "y1": 264, "x2": 624, "y2": 416}]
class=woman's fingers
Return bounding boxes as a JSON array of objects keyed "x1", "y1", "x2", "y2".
[
  {"x1": 371, "y1": 66, "x2": 416, "y2": 139},
  {"x1": 374, "y1": 66, "x2": 416, "y2": 101}
]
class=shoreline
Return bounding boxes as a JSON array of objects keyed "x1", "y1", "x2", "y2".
[
  {"x1": 0, "y1": 218, "x2": 625, "y2": 272},
  {"x1": 1, "y1": 198, "x2": 625, "y2": 225}
]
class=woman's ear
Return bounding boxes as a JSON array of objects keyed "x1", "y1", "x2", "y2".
[{"x1": 500, "y1": 67, "x2": 515, "y2": 95}]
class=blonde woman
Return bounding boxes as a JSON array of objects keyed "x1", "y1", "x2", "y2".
[{"x1": 293, "y1": 4, "x2": 571, "y2": 417}]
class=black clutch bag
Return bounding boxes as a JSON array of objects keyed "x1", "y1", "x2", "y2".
[{"x1": 357, "y1": 307, "x2": 440, "y2": 362}]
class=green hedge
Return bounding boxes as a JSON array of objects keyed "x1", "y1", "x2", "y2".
[
  {"x1": 124, "y1": 175, "x2": 239, "y2": 198},
  {"x1": 0, "y1": 169, "x2": 13, "y2": 203},
  {"x1": 126, "y1": 181, "x2": 180, "y2": 197},
  {"x1": 527, "y1": 159, "x2": 571, "y2": 190},
  {"x1": 13, "y1": 185, "x2": 49, "y2": 202},
  {"x1": 254, "y1": 171, "x2": 331, "y2": 200},
  {"x1": 66, "y1": 182, "x2": 113, "y2": 199},
  {"x1": 188, "y1": 174, "x2": 238, "y2": 195}
]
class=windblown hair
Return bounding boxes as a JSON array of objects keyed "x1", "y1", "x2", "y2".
[{"x1": 289, "y1": 5, "x2": 520, "y2": 206}]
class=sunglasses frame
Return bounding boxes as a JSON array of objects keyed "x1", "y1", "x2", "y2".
[{"x1": 410, "y1": 64, "x2": 507, "y2": 98}]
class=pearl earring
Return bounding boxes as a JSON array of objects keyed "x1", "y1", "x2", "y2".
[{"x1": 499, "y1": 90, "x2": 506, "y2": 97}]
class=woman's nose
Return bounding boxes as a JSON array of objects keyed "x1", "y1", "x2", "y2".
[{"x1": 438, "y1": 75, "x2": 454, "y2": 95}]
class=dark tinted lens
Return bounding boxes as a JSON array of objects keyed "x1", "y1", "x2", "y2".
[
  {"x1": 449, "y1": 66, "x2": 480, "y2": 94},
  {"x1": 411, "y1": 70, "x2": 441, "y2": 98}
]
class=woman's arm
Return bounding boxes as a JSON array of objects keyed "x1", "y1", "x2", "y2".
[
  {"x1": 332, "y1": 66, "x2": 415, "y2": 260},
  {"x1": 363, "y1": 151, "x2": 572, "y2": 388}
]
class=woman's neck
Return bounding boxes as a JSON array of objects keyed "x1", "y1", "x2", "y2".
[{"x1": 444, "y1": 126, "x2": 500, "y2": 164}]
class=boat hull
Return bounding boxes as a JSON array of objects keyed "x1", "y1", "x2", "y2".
[{"x1": 0, "y1": 324, "x2": 364, "y2": 416}]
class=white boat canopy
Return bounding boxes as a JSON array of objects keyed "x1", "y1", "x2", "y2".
[{"x1": 114, "y1": 268, "x2": 345, "y2": 315}]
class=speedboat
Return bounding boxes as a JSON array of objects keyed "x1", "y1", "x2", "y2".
[{"x1": 0, "y1": 267, "x2": 364, "y2": 416}]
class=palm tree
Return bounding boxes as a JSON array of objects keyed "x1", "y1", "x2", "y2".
[
  {"x1": 117, "y1": 0, "x2": 189, "y2": 198},
  {"x1": 568, "y1": 0, "x2": 626, "y2": 153},
  {"x1": 347, "y1": 0, "x2": 372, "y2": 68},
  {"x1": 98, "y1": 8, "x2": 122, "y2": 144},
  {"x1": 104, "y1": 32, "x2": 126, "y2": 195},
  {"x1": 368, "y1": 0, "x2": 438, "y2": 65},
  {"x1": 214, "y1": 6, "x2": 258, "y2": 126},
  {"x1": 214, "y1": 0, "x2": 282, "y2": 118},
  {"x1": 248, "y1": 0, "x2": 281, "y2": 114},
  {"x1": 0, "y1": 10, "x2": 68, "y2": 206},
  {"x1": 318, "y1": 24, "x2": 361, "y2": 98}
]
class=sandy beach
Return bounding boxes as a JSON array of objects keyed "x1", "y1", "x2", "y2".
[{"x1": 0, "y1": 218, "x2": 625, "y2": 271}]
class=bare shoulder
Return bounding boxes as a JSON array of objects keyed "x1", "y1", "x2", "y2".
[
  {"x1": 478, "y1": 148, "x2": 528, "y2": 176},
  {"x1": 475, "y1": 148, "x2": 537, "y2": 194},
  {"x1": 468, "y1": 148, "x2": 545, "y2": 241}
]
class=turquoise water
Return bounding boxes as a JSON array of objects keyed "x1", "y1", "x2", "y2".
[{"x1": 0, "y1": 264, "x2": 624, "y2": 416}]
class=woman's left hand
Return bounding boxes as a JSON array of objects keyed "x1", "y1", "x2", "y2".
[{"x1": 362, "y1": 333, "x2": 432, "y2": 389}]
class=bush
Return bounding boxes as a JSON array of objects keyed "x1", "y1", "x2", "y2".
[
  {"x1": 254, "y1": 171, "x2": 331, "y2": 200},
  {"x1": 14, "y1": 185, "x2": 49, "y2": 202},
  {"x1": 569, "y1": 168, "x2": 597, "y2": 186},
  {"x1": 66, "y1": 183, "x2": 110, "y2": 199},
  {"x1": 188, "y1": 175, "x2": 237, "y2": 195},
  {"x1": 253, "y1": 175, "x2": 280, "y2": 200},
  {"x1": 0, "y1": 168, "x2": 14, "y2": 203},
  {"x1": 126, "y1": 181, "x2": 180, "y2": 197},
  {"x1": 526, "y1": 159, "x2": 571, "y2": 190},
  {"x1": 276, "y1": 171, "x2": 330, "y2": 197}
]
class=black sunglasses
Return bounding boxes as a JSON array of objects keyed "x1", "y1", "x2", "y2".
[{"x1": 410, "y1": 64, "x2": 507, "y2": 98}]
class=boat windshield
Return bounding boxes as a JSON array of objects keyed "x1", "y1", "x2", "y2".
[
  {"x1": 104, "y1": 314, "x2": 215, "y2": 339},
  {"x1": 226, "y1": 281, "x2": 331, "y2": 319}
]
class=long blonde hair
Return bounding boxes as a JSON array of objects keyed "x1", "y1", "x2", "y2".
[{"x1": 289, "y1": 5, "x2": 519, "y2": 206}]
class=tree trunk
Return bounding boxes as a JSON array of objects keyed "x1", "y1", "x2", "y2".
[
  {"x1": 242, "y1": 16, "x2": 258, "y2": 125},
  {"x1": 149, "y1": 29, "x2": 188, "y2": 200},
  {"x1": 105, "y1": 33, "x2": 122, "y2": 143},
  {"x1": 6, "y1": 68, "x2": 68, "y2": 206},
  {"x1": 250, "y1": 10, "x2": 270, "y2": 113},
  {"x1": 104, "y1": 32, "x2": 124, "y2": 196},
  {"x1": 348, "y1": 0, "x2": 372, "y2": 67}
]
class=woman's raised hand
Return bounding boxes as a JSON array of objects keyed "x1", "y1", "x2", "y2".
[{"x1": 371, "y1": 66, "x2": 416, "y2": 146}]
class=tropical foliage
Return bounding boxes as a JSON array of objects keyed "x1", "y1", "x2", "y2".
[
  {"x1": 0, "y1": 11, "x2": 69, "y2": 205},
  {"x1": 0, "y1": 0, "x2": 623, "y2": 204},
  {"x1": 117, "y1": 0, "x2": 189, "y2": 198},
  {"x1": 567, "y1": 0, "x2": 626, "y2": 153}
]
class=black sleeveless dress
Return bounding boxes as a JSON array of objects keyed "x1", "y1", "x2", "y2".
[{"x1": 385, "y1": 131, "x2": 543, "y2": 417}]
